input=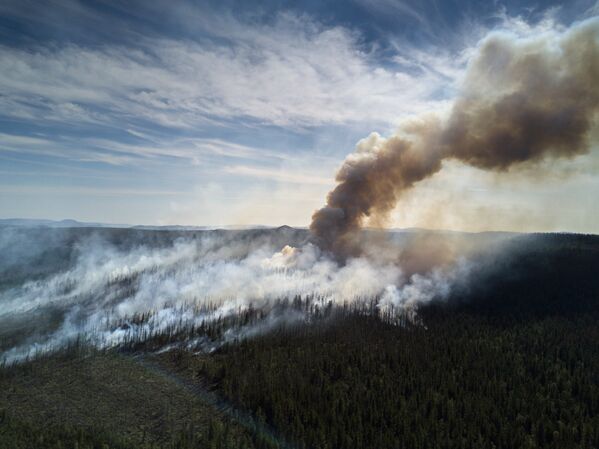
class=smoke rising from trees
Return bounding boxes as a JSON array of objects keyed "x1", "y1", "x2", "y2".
[
  {"x1": 311, "y1": 18, "x2": 599, "y2": 256},
  {"x1": 2, "y1": 18, "x2": 598, "y2": 363}
]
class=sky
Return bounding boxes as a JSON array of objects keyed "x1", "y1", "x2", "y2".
[{"x1": 0, "y1": 0, "x2": 598, "y2": 232}]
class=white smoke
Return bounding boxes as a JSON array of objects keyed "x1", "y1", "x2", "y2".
[
  {"x1": 0, "y1": 231, "x2": 475, "y2": 363},
  {"x1": 379, "y1": 258, "x2": 473, "y2": 310}
]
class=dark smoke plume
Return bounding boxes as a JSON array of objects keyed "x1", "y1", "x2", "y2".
[{"x1": 311, "y1": 18, "x2": 599, "y2": 256}]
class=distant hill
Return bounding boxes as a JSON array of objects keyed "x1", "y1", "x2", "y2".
[
  {"x1": 1, "y1": 218, "x2": 588, "y2": 236},
  {"x1": 0, "y1": 218, "x2": 274, "y2": 231},
  {"x1": 131, "y1": 224, "x2": 275, "y2": 231},
  {"x1": 0, "y1": 218, "x2": 127, "y2": 228}
]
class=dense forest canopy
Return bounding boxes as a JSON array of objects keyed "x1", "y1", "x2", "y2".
[{"x1": 1, "y1": 229, "x2": 599, "y2": 448}]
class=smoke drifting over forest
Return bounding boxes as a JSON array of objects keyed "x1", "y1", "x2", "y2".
[
  {"x1": 1, "y1": 226, "x2": 508, "y2": 363},
  {"x1": 311, "y1": 18, "x2": 599, "y2": 256},
  {"x1": 2, "y1": 19, "x2": 598, "y2": 364}
]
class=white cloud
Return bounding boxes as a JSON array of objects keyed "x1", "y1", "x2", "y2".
[
  {"x1": 0, "y1": 185, "x2": 185, "y2": 196},
  {"x1": 0, "y1": 12, "x2": 452, "y2": 130},
  {"x1": 223, "y1": 165, "x2": 333, "y2": 186},
  {"x1": 0, "y1": 130, "x2": 295, "y2": 167},
  {"x1": 584, "y1": 1, "x2": 599, "y2": 18}
]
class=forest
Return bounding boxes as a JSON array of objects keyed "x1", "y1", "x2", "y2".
[{"x1": 1, "y1": 231, "x2": 599, "y2": 448}]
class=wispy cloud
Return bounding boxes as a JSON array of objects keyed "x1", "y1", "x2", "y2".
[
  {"x1": 351, "y1": 0, "x2": 434, "y2": 33},
  {"x1": 0, "y1": 185, "x2": 186, "y2": 196},
  {"x1": 0, "y1": 11, "x2": 451, "y2": 132},
  {"x1": 0, "y1": 130, "x2": 290, "y2": 168},
  {"x1": 1, "y1": 0, "x2": 595, "y2": 230},
  {"x1": 224, "y1": 165, "x2": 334, "y2": 186},
  {"x1": 81, "y1": 137, "x2": 288, "y2": 165}
]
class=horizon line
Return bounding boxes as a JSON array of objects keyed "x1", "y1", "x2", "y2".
[{"x1": 1, "y1": 217, "x2": 598, "y2": 236}]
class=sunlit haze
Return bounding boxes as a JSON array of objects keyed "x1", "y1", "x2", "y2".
[{"x1": 1, "y1": 1, "x2": 598, "y2": 232}]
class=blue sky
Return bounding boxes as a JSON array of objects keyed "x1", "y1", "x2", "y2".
[{"x1": 1, "y1": 0, "x2": 598, "y2": 230}]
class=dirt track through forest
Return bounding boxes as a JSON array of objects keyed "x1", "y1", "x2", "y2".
[{"x1": 133, "y1": 353, "x2": 296, "y2": 449}]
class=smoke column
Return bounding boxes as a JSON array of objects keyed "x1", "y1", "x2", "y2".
[
  {"x1": 3, "y1": 17, "x2": 599, "y2": 364},
  {"x1": 311, "y1": 18, "x2": 599, "y2": 256}
]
